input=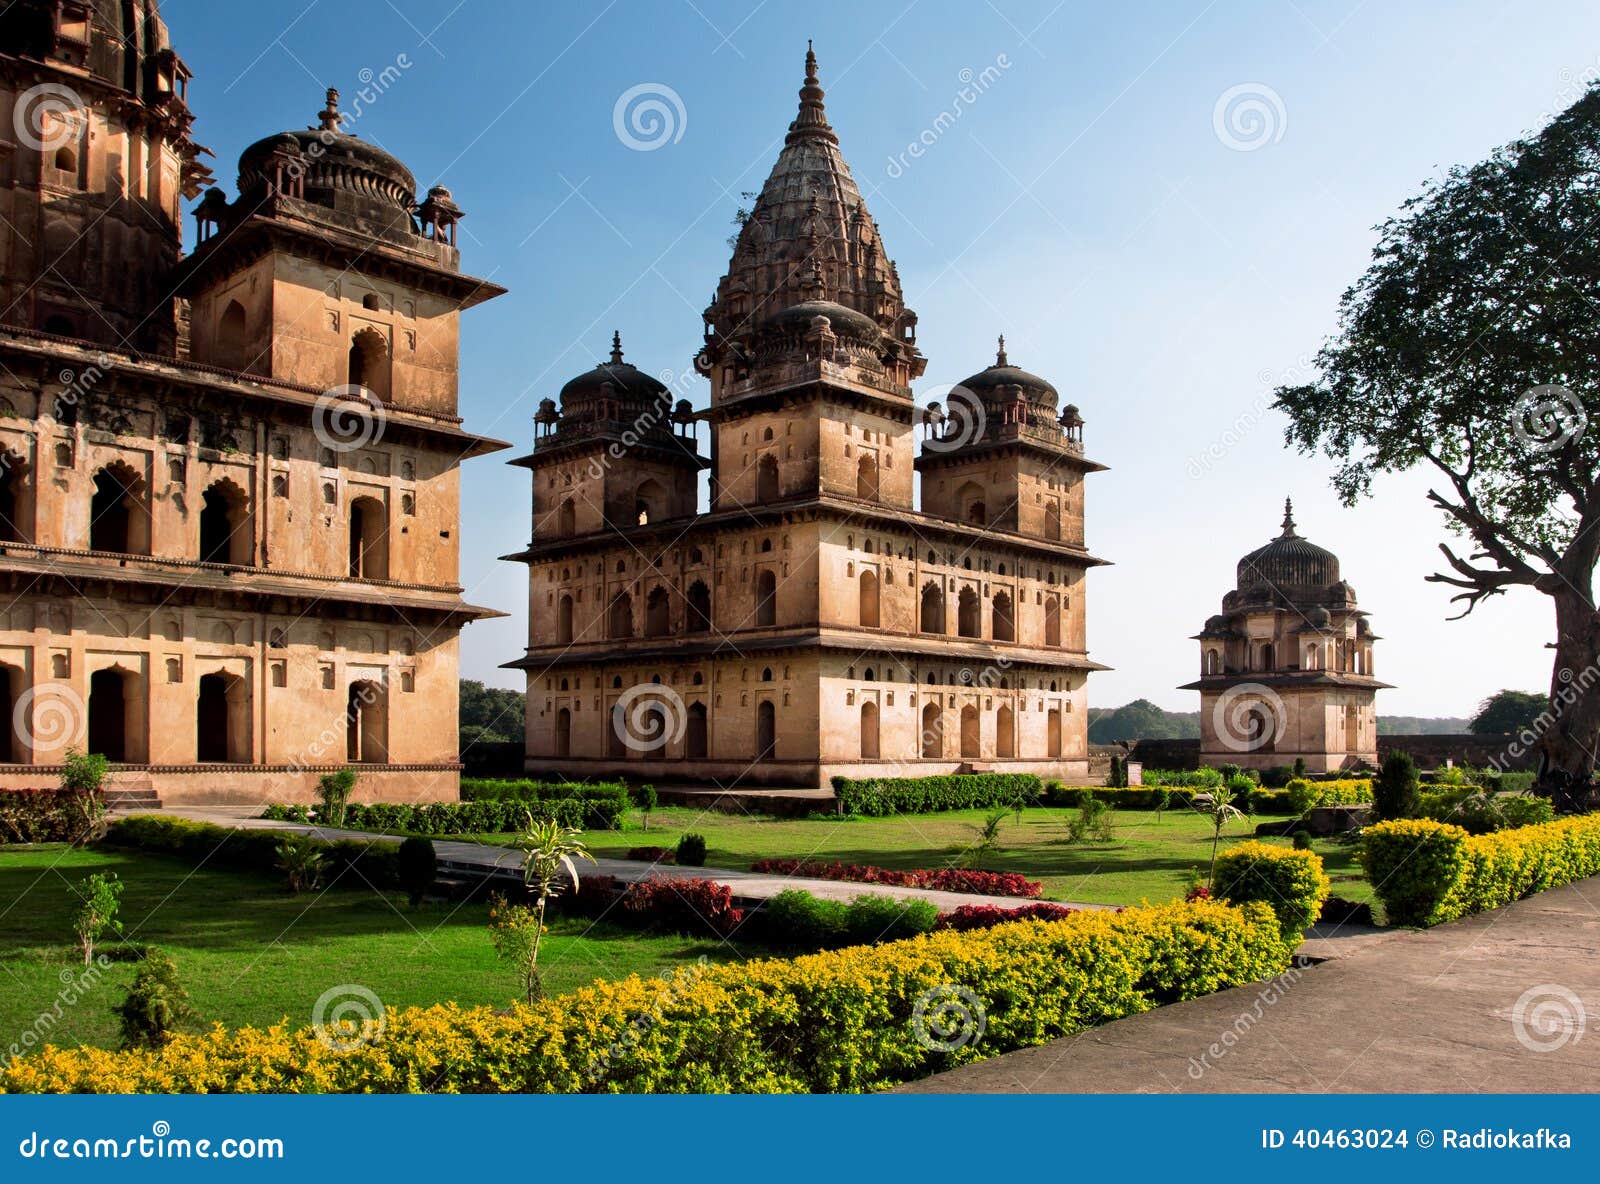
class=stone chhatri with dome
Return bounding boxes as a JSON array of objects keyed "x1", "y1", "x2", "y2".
[
  {"x1": 506, "y1": 46, "x2": 1107, "y2": 786},
  {"x1": 1181, "y1": 499, "x2": 1390, "y2": 773}
]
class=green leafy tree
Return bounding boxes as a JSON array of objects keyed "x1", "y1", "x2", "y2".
[
  {"x1": 1274, "y1": 83, "x2": 1600, "y2": 789},
  {"x1": 398, "y1": 836, "x2": 437, "y2": 908},
  {"x1": 1087, "y1": 699, "x2": 1200, "y2": 743},
  {"x1": 1469, "y1": 690, "x2": 1548, "y2": 735},
  {"x1": 72, "y1": 872, "x2": 123, "y2": 966},
  {"x1": 1372, "y1": 751, "x2": 1422, "y2": 822},
  {"x1": 114, "y1": 948, "x2": 196, "y2": 1049},
  {"x1": 460, "y1": 679, "x2": 527, "y2": 747},
  {"x1": 314, "y1": 768, "x2": 356, "y2": 827}
]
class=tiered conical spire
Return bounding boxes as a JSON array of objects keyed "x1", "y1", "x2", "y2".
[
  {"x1": 1280, "y1": 497, "x2": 1297, "y2": 538},
  {"x1": 787, "y1": 41, "x2": 838, "y2": 146}
]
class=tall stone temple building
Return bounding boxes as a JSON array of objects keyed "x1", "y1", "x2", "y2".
[
  {"x1": 0, "y1": 1, "x2": 503, "y2": 803},
  {"x1": 1182, "y1": 500, "x2": 1388, "y2": 773},
  {"x1": 508, "y1": 49, "x2": 1107, "y2": 787}
]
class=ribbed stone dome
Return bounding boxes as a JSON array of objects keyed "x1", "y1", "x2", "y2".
[
  {"x1": 1236, "y1": 499, "x2": 1341, "y2": 591},
  {"x1": 558, "y1": 333, "x2": 670, "y2": 421}
]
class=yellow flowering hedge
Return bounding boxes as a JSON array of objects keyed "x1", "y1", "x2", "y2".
[
  {"x1": 1364, "y1": 813, "x2": 1600, "y2": 927},
  {"x1": 2, "y1": 899, "x2": 1291, "y2": 1094},
  {"x1": 1284, "y1": 778, "x2": 1372, "y2": 814}
]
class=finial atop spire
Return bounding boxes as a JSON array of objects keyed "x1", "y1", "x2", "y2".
[
  {"x1": 996, "y1": 334, "x2": 1008, "y2": 367},
  {"x1": 1280, "y1": 496, "x2": 1297, "y2": 538},
  {"x1": 609, "y1": 331, "x2": 624, "y2": 365},
  {"x1": 317, "y1": 87, "x2": 343, "y2": 133},
  {"x1": 787, "y1": 40, "x2": 838, "y2": 146}
]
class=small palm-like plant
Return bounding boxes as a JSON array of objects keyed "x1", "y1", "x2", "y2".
[
  {"x1": 509, "y1": 813, "x2": 595, "y2": 1001},
  {"x1": 1199, "y1": 795, "x2": 1246, "y2": 887},
  {"x1": 275, "y1": 837, "x2": 326, "y2": 894}
]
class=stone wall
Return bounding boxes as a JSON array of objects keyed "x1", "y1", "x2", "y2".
[{"x1": 1116, "y1": 733, "x2": 1537, "y2": 773}]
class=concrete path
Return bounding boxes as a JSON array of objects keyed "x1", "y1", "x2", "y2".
[
  {"x1": 157, "y1": 807, "x2": 1110, "y2": 913},
  {"x1": 898, "y1": 876, "x2": 1600, "y2": 1093}
]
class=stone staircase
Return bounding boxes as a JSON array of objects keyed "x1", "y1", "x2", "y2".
[{"x1": 102, "y1": 774, "x2": 161, "y2": 814}]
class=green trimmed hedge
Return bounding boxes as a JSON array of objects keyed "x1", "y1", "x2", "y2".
[
  {"x1": 1, "y1": 897, "x2": 1292, "y2": 1093},
  {"x1": 1363, "y1": 814, "x2": 1600, "y2": 927},
  {"x1": 103, "y1": 816, "x2": 399, "y2": 888},
  {"x1": 264, "y1": 788, "x2": 628, "y2": 833},
  {"x1": 1044, "y1": 785, "x2": 1296, "y2": 815},
  {"x1": 1284, "y1": 778, "x2": 1372, "y2": 814},
  {"x1": 1213, "y1": 841, "x2": 1330, "y2": 939},
  {"x1": 830, "y1": 773, "x2": 1042, "y2": 817}
]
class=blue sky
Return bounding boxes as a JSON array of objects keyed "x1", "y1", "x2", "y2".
[{"x1": 169, "y1": 0, "x2": 1600, "y2": 715}]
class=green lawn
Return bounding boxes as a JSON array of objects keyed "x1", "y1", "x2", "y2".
[
  {"x1": 456, "y1": 805, "x2": 1371, "y2": 908},
  {"x1": 0, "y1": 846, "x2": 735, "y2": 1055}
]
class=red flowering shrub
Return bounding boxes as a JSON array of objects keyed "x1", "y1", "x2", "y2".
[
  {"x1": 749, "y1": 858, "x2": 1041, "y2": 899},
  {"x1": 619, "y1": 876, "x2": 744, "y2": 936},
  {"x1": 1185, "y1": 884, "x2": 1212, "y2": 902},
  {"x1": 936, "y1": 902, "x2": 1078, "y2": 931}
]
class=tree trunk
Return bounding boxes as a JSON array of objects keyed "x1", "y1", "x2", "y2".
[{"x1": 1537, "y1": 584, "x2": 1600, "y2": 807}]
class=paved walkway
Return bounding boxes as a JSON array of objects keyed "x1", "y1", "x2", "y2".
[
  {"x1": 898, "y1": 876, "x2": 1600, "y2": 1093},
  {"x1": 159, "y1": 807, "x2": 1109, "y2": 913}
]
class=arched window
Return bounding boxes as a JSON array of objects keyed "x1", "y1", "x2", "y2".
[
  {"x1": 920, "y1": 582, "x2": 945, "y2": 634},
  {"x1": 1259, "y1": 643, "x2": 1275, "y2": 671},
  {"x1": 996, "y1": 705, "x2": 1015, "y2": 758},
  {"x1": 960, "y1": 705, "x2": 980, "y2": 759},
  {"x1": 756, "y1": 454, "x2": 780, "y2": 503},
  {"x1": 1046, "y1": 708, "x2": 1062, "y2": 758},
  {"x1": 957, "y1": 587, "x2": 980, "y2": 638},
  {"x1": 347, "y1": 495, "x2": 388, "y2": 579},
  {"x1": 555, "y1": 707, "x2": 571, "y2": 758},
  {"x1": 755, "y1": 569, "x2": 777, "y2": 627},
  {"x1": 347, "y1": 328, "x2": 391, "y2": 401},
  {"x1": 645, "y1": 586, "x2": 671, "y2": 637},
  {"x1": 608, "y1": 592, "x2": 633, "y2": 639},
  {"x1": 992, "y1": 591, "x2": 1015, "y2": 642},
  {"x1": 856, "y1": 454, "x2": 879, "y2": 500},
  {"x1": 0, "y1": 459, "x2": 32, "y2": 543},
  {"x1": 1044, "y1": 593, "x2": 1061, "y2": 647},
  {"x1": 686, "y1": 702, "x2": 708, "y2": 758},
  {"x1": 346, "y1": 679, "x2": 389, "y2": 763},
  {"x1": 557, "y1": 499, "x2": 576, "y2": 536},
  {"x1": 921, "y1": 702, "x2": 942, "y2": 759},
  {"x1": 199, "y1": 481, "x2": 251, "y2": 565},
  {"x1": 635, "y1": 479, "x2": 664, "y2": 525},
  {"x1": 217, "y1": 300, "x2": 247, "y2": 367},
  {"x1": 196, "y1": 671, "x2": 250, "y2": 762},
  {"x1": 955, "y1": 481, "x2": 984, "y2": 526},
  {"x1": 860, "y1": 700, "x2": 880, "y2": 759},
  {"x1": 687, "y1": 581, "x2": 712, "y2": 632},
  {"x1": 557, "y1": 595, "x2": 574, "y2": 645},
  {"x1": 756, "y1": 700, "x2": 776, "y2": 759},
  {"x1": 90, "y1": 464, "x2": 148, "y2": 555},
  {"x1": 859, "y1": 569, "x2": 880, "y2": 628},
  {"x1": 89, "y1": 666, "x2": 147, "y2": 762},
  {"x1": 1044, "y1": 501, "x2": 1062, "y2": 540}
]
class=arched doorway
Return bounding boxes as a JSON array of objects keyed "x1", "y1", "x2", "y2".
[
  {"x1": 858, "y1": 569, "x2": 880, "y2": 628},
  {"x1": 756, "y1": 454, "x2": 779, "y2": 503},
  {"x1": 217, "y1": 300, "x2": 247, "y2": 366},
  {"x1": 957, "y1": 587, "x2": 980, "y2": 638},
  {"x1": 199, "y1": 481, "x2": 250, "y2": 565},
  {"x1": 88, "y1": 667, "x2": 143, "y2": 762},
  {"x1": 992, "y1": 592, "x2": 1015, "y2": 642},
  {"x1": 756, "y1": 700, "x2": 776, "y2": 759},
  {"x1": 957, "y1": 481, "x2": 985, "y2": 525},
  {"x1": 634, "y1": 479, "x2": 664, "y2": 525},
  {"x1": 856, "y1": 454, "x2": 879, "y2": 500},
  {"x1": 1044, "y1": 502, "x2": 1062, "y2": 540},
  {"x1": 347, "y1": 328, "x2": 391, "y2": 401},
  {"x1": 1046, "y1": 708, "x2": 1062, "y2": 758},
  {"x1": 196, "y1": 671, "x2": 250, "y2": 762},
  {"x1": 687, "y1": 581, "x2": 712, "y2": 632},
  {"x1": 557, "y1": 595, "x2": 574, "y2": 645},
  {"x1": 346, "y1": 679, "x2": 388, "y2": 763},
  {"x1": 920, "y1": 582, "x2": 945, "y2": 633},
  {"x1": 557, "y1": 499, "x2": 576, "y2": 536},
  {"x1": 860, "y1": 700, "x2": 879, "y2": 760},
  {"x1": 90, "y1": 465, "x2": 147, "y2": 554},
  {"x1": 645, "y1": 586, "x2": 671, "y2": 637},
  {"x1": 608, "y1": 592, "x2": 633, "y2": 639},
  {"x1": 1044, "y1": 594, "x2": 1061, "y2": 647},
  {"x1": 960, "y1": 705, "x2": 980, "y2": 759},
  {"x1": 686, "y1": 701, "x2": 708, "y2": 759},
  {"x1": 0, "y1": 459, "x2": 31, "y2": 543},
  {"x1": 996, "y1": 705, "x2": 1015, "y2": 758},
  {"x1": 0, "y1": 664, "x2": 25, "y2": 761},
  {"x1": 555, "y1": 707, "x2": 571, "y2": 758},
  {"x1": 348, "y1": 496, "x2": 388, "y2": 579},
  {"x1": 755, "y1": 569, "x2": 776, "y2": 627},
  {"x1": 921, "y1": 701, "x2": 942, "y2": 759}
]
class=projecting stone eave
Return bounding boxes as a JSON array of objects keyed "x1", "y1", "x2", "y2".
[
  {"x1": 1177, "y1": 673, "x2": 1394, "y2": 692},
  {"x1": 702, "y1": 370, "x2": 917, "y2": 424},
  {"x1": 914, "y1": 438, "x2": 1108, "y2": 475}
]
